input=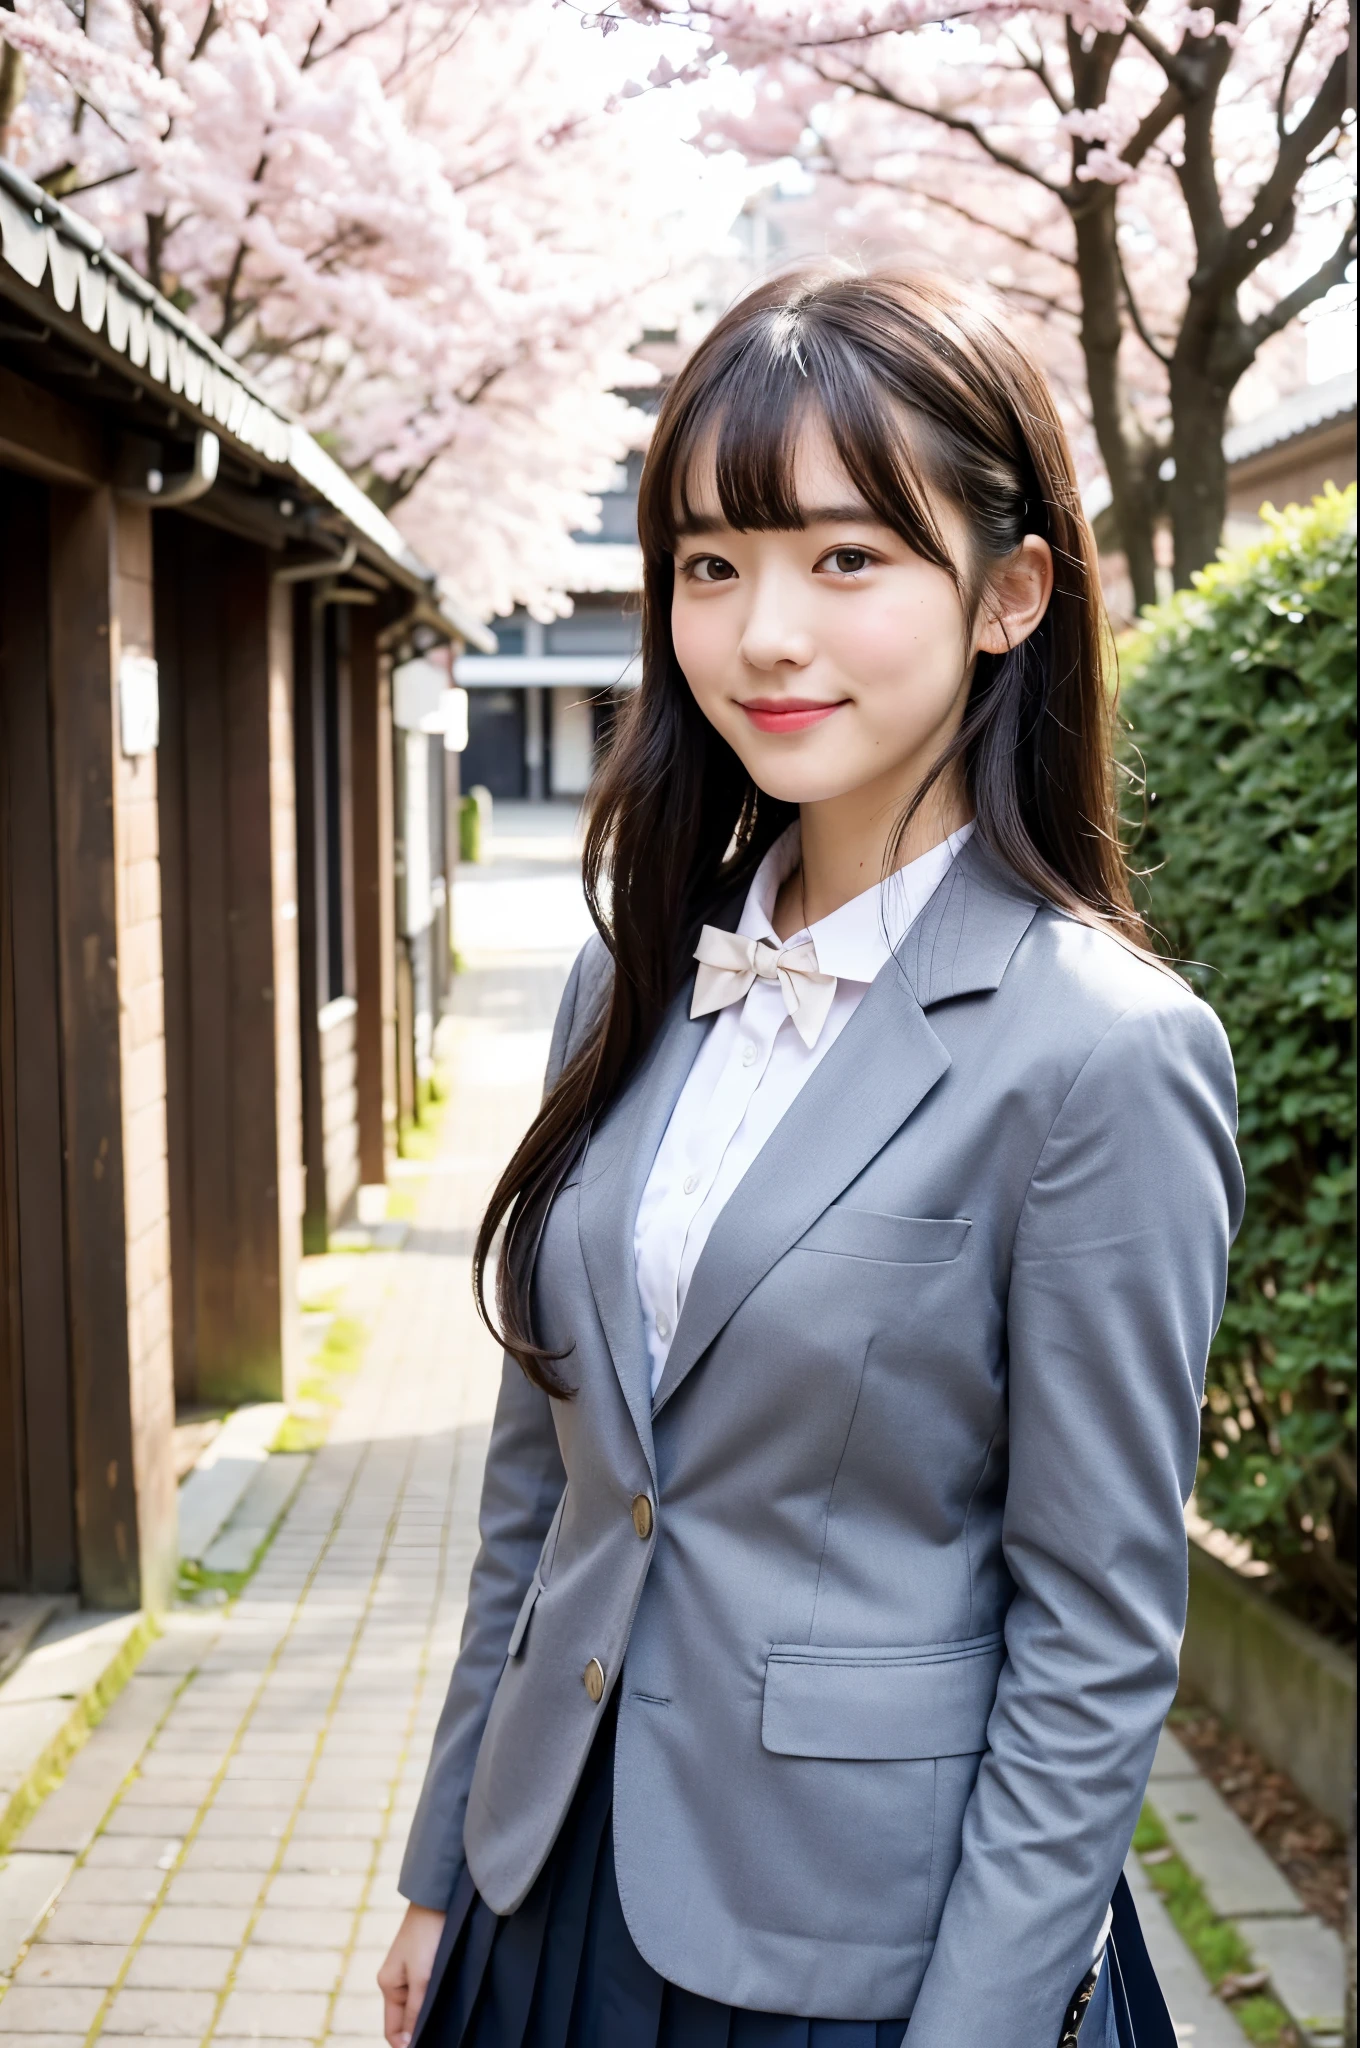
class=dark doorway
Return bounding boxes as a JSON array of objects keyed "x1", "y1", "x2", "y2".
[
  {"x1": 0, "y1": 468, "x2": 77, "y2": 1593},
  {"x1": 461, "y1": 688, "x2": 526, "y2": 799}
]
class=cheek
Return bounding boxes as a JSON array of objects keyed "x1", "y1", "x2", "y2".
[
  {"x1": 671, "y1": 599, "x2": 733, "y2": 708},
  {"x1": 831, "y1": 586, "x2": 968, "y2": 721}
]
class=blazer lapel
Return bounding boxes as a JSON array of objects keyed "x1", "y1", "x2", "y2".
[
  {"x1": 650, "y1": 964, "x2": 948, "y2": 1419},
  {"x1": 650, "y1": 836, "x2": 1041, "y2": 1421},
  {"x1": 576, "y1": 986, "x2": 709, "y2": 1479},
  {"x1": 900, "y1": 831, "x2": 1041, "y2": 1008}
]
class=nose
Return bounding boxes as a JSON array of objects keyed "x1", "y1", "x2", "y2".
[{"x1": 738, "y1": 568, "x2": 814, "y2": 673}]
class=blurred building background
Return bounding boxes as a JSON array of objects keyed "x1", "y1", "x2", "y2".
[{"x1": 454, "y1": 346, "x2": 683, "y2": 801}]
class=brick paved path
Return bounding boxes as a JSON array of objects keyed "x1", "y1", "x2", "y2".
[{"x1": 0, "y1": 810, "x2": 587, "y2": 2048}]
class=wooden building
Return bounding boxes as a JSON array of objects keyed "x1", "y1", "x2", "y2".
[
  {"x1": 0, "y1": 159, "x2": 488, "y2": 1614},
  {"x1": 1221, "y1": 369, "x2": 1356, "y2": 542}
]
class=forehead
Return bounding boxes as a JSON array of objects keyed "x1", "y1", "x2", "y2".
[{"x1": 675, "y1": 412, "x2": 873, "y2": 533}]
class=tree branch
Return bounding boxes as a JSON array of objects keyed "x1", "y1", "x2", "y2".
[
  {"x1": 190, "y1": 0, "x2": 220, "y2": 64},
  {"x1": 1121, "y1": 79, "x2": 1183, "y2": 170},
  {"x1": 43, "y1": 160, "x2": 137, "y2": 197},
  {"x1": 1122, "y1": 15, "x2": 1196, "y2": 90},
  {"x1": 1164, "y1": 0, "x2": 1242, "y2": 269},
  {"x1": 810, "y1": 135, "x2": 1078, "y2": 269},
  {"x1": 1237, "y1": 206, "x2": 1358, "y2": 367},
  {"x1": 304, "y1": 0, "x2": 406, "y2": 71},
  {"x1": 1117, "y1": 241, "x2": 1173, "y2": 364},
  {"x1": 999, "y1": 26, "x2": 1071, "y2": 113},
  {"x1": 1218, "y1": 41, "x2": 1351, "y2": 292},
  {"x1": 1275, "y1": 0, "x2": 1318, "y2": 143},
  {"x1": 828, "y1": 59, "x2": 1068, "y2": 198}
]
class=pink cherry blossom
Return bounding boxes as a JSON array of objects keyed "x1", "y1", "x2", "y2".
[
  {"x1": 630, "y1": 0, "x2": 1355, "y2": 603},
  {"x1": 2, "y1": 0, "x2": 726, "y2": 615}
]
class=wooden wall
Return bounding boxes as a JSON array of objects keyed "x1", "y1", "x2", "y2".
[{"x1": 154, "y1": 514, "x2": 303, "y2": 1409}]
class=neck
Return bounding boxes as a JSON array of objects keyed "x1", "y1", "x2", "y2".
[{"x1": 775, "y1": 764, "x2": 971, "y2": 937}]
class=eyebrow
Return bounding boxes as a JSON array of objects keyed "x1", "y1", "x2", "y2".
[{"x1": 673, "y1": 502, "x2": 889, "y2": 539}]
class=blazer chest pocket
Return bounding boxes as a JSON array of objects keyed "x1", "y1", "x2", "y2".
[
  {"x1": 762, "y1": 1633, "x2": 1004, "y2": 1760},
  {"x1": 796, "y1": 1207, "x2": 970, "y2": 1265}
]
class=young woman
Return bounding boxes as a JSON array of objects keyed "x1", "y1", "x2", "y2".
[{"x1": 379, "y1": 267, "x2": 1243, "y2": 2048}]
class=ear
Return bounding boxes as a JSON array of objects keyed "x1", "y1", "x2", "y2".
[{"x1": 974, "y1": 536, "x2": 1054, "y2": 655}]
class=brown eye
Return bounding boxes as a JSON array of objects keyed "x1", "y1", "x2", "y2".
[
  {"x1": 825, "y1": 547, "x2": 871, "y2": 575},
  {"x1": 691, "y1": 556, "x2": 737, "y2": 583}
]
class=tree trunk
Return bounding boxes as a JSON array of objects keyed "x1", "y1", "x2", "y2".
[
  {"x1": 1071, "y1": 197, "x2": 1160, "y2": 612},
  {"x1": 1168, "y1": 341, "x2": 1232, "y2": 588}
]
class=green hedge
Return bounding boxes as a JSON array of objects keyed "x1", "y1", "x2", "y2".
[{"x1": 1121, "y1": 486, "x2": 1357, "y2": 1638}]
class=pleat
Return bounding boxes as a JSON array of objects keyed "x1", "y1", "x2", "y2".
[
  {"x1": 409, "y1": 1867, "x2": 479, "y2": 2048},
  {"x1": 467, "y1": 1857, "x2": 555, "y2": 2048},
  {"x1": 659, "y1": 1981, "x2": 733, "y2": 2048},
  {"x1": 569, "y1": 1813, "x2": 664, "y2": 2048},
  {"x1": 527, "y1": 1737, "x2": 616, "y2": 2048},
  {"x1": 445, "y1": 1898, "x2": 500, "y2": 2047},
  {"x1": 730, "y1": 2013, "x2": 811, "y2": 2048}
]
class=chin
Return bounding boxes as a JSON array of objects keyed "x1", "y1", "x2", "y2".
[{"x1": 740, "y1": 757, "x2": 866, "y2": 807}]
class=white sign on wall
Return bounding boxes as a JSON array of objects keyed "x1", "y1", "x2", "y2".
[
  {"x1": 392, "y1": 656, "x2": 446, "y2": 732},
  {"x1": 442, "y1": 686, "x2": 468, "y2": 754},
  {"x1": 119, "y1": 653, "x2": 160, "y2": 757}
]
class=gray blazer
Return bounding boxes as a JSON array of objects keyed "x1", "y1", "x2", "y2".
[{"x1": 400, "y1": 836, "x2": 1243, "y2": 2044}]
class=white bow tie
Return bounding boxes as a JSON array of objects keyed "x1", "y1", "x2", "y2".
[{"x1": 691, "y1": 925, "x2": 837, "y2": 1049}]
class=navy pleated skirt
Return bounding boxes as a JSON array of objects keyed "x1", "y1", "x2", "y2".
[{"x1": 412, "y1": 1692, "x2": 908, "y2": 2048}]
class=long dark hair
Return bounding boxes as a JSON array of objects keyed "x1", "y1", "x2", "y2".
[{"x1": 475, "y1": 263, "x2": 1139, "y2": 1391}]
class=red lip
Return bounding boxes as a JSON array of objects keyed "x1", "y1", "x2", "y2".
[{"x1": 740, "y1": 697, "x2": 847, "y2": 734}]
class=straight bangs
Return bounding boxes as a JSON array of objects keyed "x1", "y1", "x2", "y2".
[{"x1": 655, "y1": 324, "x2": 958, "y2": 589}]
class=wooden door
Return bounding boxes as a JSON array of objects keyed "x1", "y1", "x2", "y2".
[{"x1": 0, "y1": 468, "x2": 78, "y2": 1592}]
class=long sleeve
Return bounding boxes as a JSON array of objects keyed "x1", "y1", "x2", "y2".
[
  {"x1": 397, "y1": 939, "x2": 606, "y2": 1909},
  {"x1": 906, "y1": 991, "x2": 1244, "y2": 2047}
]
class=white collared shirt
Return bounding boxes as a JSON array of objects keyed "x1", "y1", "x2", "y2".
[{"x1": 634, "y1": 820, "x2": 974, "y2": 1394}]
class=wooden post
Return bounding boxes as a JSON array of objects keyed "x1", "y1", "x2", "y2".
[
  {"x1": 294, "y1": 596, "x2": 361, "y2": 1239},
  {"x1": 294, "y1": 590, "x2": 329, "y2": 1253},
  {"x1": 153, "y1": 516, "x2": 302, "y2": 1406},
  {"x1": 48, "y1": 486, "x2": 175, "y2": 1612},
  {"x1": 268, "y1": 580, "x2": 304, "y2": 1397},
  {"x1": 350, "y1": 608, "x2": 397, "y2": 1185}
]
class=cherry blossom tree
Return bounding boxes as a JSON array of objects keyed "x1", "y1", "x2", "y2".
[
  {"x1": 0, "y1": 0, "x2": 724, "y2": 613},
  {"x1": 624, "y1": 0, "x2": 1355, "y2": 602}
]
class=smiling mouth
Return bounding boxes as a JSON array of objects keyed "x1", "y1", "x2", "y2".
[{"x1": 740, "y1": 697, "x2": 848, "y2": 734}]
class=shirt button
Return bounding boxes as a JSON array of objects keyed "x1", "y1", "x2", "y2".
[
  {"x1": 741, "y1": 1041, "x2": 758, "y2": 1067},
  {"x1": 683, "y1": 1173, "x2": 699, "y2": 1195},
  {"x1": 655, "y1": 1311, "x2": 671, "y2": 1340}
]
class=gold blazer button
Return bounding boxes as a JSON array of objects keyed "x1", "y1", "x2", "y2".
[
  {"x1": 631, "y1": 1494, "x2": 654, "y2": 1540},
  {"x1": 583, "y1": 1658, "x2": 606, "y2": 1704}
]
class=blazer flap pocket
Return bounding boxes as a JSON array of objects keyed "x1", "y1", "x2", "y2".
[
  {"x1": 762, "y1": 1634, "x2": 1004, "y2": 1760},
  {"x1": 506, "y1": 1574, "x2": 542, "y2": 1660},
  {"x1": 797, "y1": 1208, "x2": 971, "y2": 1265}
]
